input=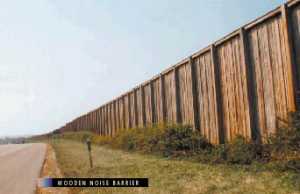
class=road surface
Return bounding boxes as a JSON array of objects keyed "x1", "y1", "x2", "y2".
[{"x1": 0, "y1": 143, "x2": 46, "y2": 194}]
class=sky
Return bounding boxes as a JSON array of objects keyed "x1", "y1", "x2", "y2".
[{"x1": 0, "y1": 0, "x2": 286, "y2": 137}]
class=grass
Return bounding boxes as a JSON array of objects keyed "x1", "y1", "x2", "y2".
[{"x1": 48, "y1": 139, "x2": 300, "y2": 194}]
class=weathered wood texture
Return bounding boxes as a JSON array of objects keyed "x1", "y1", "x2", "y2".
[
  {"x1": 216, "y1": 36, "x2": 252, "y2": 142},
  {"x1": 152, "y1": 78, "x2": 164, "y2": 123},
  {"x1": 164, "y1": 71, "x2": 177, "y2": 124},
  {"x1": 194, "y1": 51, "x2": 220, "y2": 144},
  {"x1": 291, "y1": 3, "x2": 300, "y2": 107},
  {"x1": 248, "y1": 15, "x2": 293, "y2": 140},
  {"x1": 144, "y1": 83, "x2": 153, "y2": 125},
  {"x1": 177, "y1": 62, "x2": 194, "y2": 126},
  {"x1": 57, "y1": 0, "x2": 300, "y2": 144}
]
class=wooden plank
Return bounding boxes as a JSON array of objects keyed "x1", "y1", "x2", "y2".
[
  {"x1": 178, "y1": 63, "x2": 192, "y2": 126},
  {"x1": 174, "y1": 67, "x2": 182, "y2": 123},
  {"x1": 136, "y1": 87, "x2": 144, "y2": 127},
  {"x1": 249, "y1": 27, "x2": 266, "y2": 140},
  {"x1": 144, "y1": 84, "x2": 153, "y2": 125},
  {"x1": 133, "y1": 90, "x2": 139, "y2": 127},
  {"x1": 201, "y1": 55, "x2": 209, "y2": 139},
  {"x1": 102, "y1": 107, "x2": 105, "y2": 135},
  {"x1": 240, "y1": 28, "x2": 255, "y2": 140},
  {"x1": 205, "y1": 53, "x2": 214, "y2": 141},
  {"x1": 160, "y1": 75, "x2": 166, "y2": 123},
  {"x1": 129, "y1": 92, "x2": 136, "y2": 128},
  {"x1": 152, "y1": 78, "x2": 163, "y2": 123},
  {"x1": 113, "y1": 102, "x2": 117, "y2": 135},
  {"x1": 290, "y1": 5, "x2": 300, "y2": 90},
  {"x1": 107, "y1": 105, "x2": 111, "y2": 136},
  {"x1": 281, "y1": 4, "x2": 298, "y2": 111},
  {"x1": 256, "y1": 22, "x2": 276, "y2": 136},
  {"x1": 164, "y1": 71, "x2": 177, "y2": 123},
  {"x1": 140, "y1": 85, "x2": 146, "y2": 126},
  {"x1": 121, "y1": 97, "x2": 126, "y2": 130},
  {"x1": 150, "y1": 81, "x2": 156, "y2": 124},
  {"x1": 271, "y1": 18, "x2": 289, "y2": 123},
  {"x1": 195, "y1": 56, "x2": 205, "y2": 138},
  {"x1": 189, "y1": 57, "x2": 200, "y2": 130},
  {"x1": 99, "y1": 108, "x2": 102, "y2": 135},
  {"x1": 211, "y1": 45, "x2": 225, "y2": 144}
]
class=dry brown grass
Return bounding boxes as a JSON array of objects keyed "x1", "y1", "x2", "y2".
[{"x1": 36, "y1": 144, "x2": 70, "y2": 194}]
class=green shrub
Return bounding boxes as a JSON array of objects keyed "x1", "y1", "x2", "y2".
[
  {"x1": 107, "y1": 124, "x2": 211, "y2": 157},
  {"x1": 51, "y1": 111, "x2": 300, "y2": 172},
  {"x1": 266, "y1": 112, "x2": 300, "y2": 172},
  {"x1": 225, "y1": 136, "x2": 257, "y2": 165},
  {"x1": 157, "y1": 125, "x2": 211, "y2": 157},
  {"x1": 268, "y1": 112, "x2": 300, "y2": 160}
]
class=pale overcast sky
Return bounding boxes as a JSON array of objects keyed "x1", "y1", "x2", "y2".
[{"x1": 0, "y1": 0, "x2": 285, "y2": 137}]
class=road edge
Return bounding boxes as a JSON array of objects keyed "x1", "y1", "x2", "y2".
[{"x1": 36, "y1": 144, "x2": 70, "y2": 194}]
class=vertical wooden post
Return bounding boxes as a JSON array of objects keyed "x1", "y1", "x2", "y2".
[
  {"x1": 115, "y1": 101, "x2": 118, "y2": 131},
  {"x1": 127, "y1": 94, "x2": 132, "y2": 128},
  {"x1": 140, "y1": 85, "x2": 146, "y2": 126},
  {"x1": 150, "y1": 81, "x2": 156, "y2": 124},
  {"x1": 211, "y1": 44, "x2": 225, "y2": 144},
  {"x1": 122, "y1": 96, "x2": 126, "y2": 129},
  {"x1": 174, "y1": 67, "x2": 182, "y2": 123},
  {"x1": 99, "y1": 109, "x2": 102, "y2": 134},
  {"x1": 240, "y1": 28, "x2": 258, "y2": 141},
  {"x1": 113, "y1": 103, "x2": 115, "y2": 135},
  {"x1": 281, "y1": 4, "x2": 298, "y2": 111},
  {"x1": 160, "y1": 74, "x2": 166, "y2": 123},
  {"x1": 98, "y1": 108, "x2": 101, "y2": 135},
  {"x1": 102, "y1": 107, "x2": 105, "y2": 135},
  {"x1": 104, "y1": 105, "x2": 107, "y2": 136},
  {"x1": 109, "y1": 104, "x2": 112, "y2": 136},
  {"x1": 111, "y1": 103, "x2": 114, "y2": 136},
  {"x1": 133, "y1": 90, "x2": 138, "y2": 127},
  {"x1": 92, "y1": 112, "x2": 95, "y2": 132},
  {"x1": 189, "y1": 56, "x2": 200, "y2": 131}
]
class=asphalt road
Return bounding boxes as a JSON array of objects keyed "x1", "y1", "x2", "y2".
[{"x1": 0, "y1": 143, "x2": 46, "y2": 194}]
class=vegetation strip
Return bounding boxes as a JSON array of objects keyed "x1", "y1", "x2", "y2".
[
  {"x1": 49, "y1": 139, "x2": 299, "y2": 194},
  {"x1": 36, "y1": 144, "x2": 69, "y2": 194}
]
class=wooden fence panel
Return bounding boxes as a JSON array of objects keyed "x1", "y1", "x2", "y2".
[
  {"x1": 129, "y1": 91, "x2": 137, "y2": 128},
  {"x1": 248, "y1": 15, "x2": 292, "y2": 139},
  {"x1": 98, "y1": 109, "x2": 101, "y2": 135},
  {"x1": 118, "y1": 97, "x2": 125, "y2": 130},
  {"x1": 91, "y1": 112, "x2": 94, "y2": 132},
  {"x1": 124, "y1": 94, "x2": 131, "y2": 129},
  {"x1": 111, "y1": 102, "x2": 116, "y2": 136},
  {"x1": 97, "y1": 108, "x2": 101, "y2": 135},
  {"x1": 194, "y1": 51, "x2": 219, "y2": 144},
  {"x1": 136, "y1": 87, "x2": 145, "y2": 127},
  {"x1": 103, "y1": 106, "x2": 106, "y2": 135},
  {"x1": 177, "y1": 62, "x2": 194, "y2": 126},
  {"x1": 216, "y1": 36, "x2": 251, "y2": 141},
  {"x1": 291, "y1": 4, "x2": 300, "y2": 104},
  {"x1": 152, "y1": 78, "x2": 164, "y2": 124},
  {"x1": 144, "y1": 83, "x2": 153, "y2": 125},
  {"x1": 115, "y1": 101, "x2": 120, "y2": 133},
  {"x1": 164, "y1": 71, "x2": 177, "y2": 124},
  {"x1": 101, "y1": 107, "x2": 105, "y2": 135}
]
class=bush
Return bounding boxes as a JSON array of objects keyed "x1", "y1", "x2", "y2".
[
  {"x1": 107, "y1": 124, "x2": 211, "y2": 157},
  {"x1": 266, "y1": 112, "x2": 300, "y2": 172},
  {"x1": 158, "y1": 125, "x2": 211, "y2": 156},
  {"x1": 52, "y1": 111, "x2": 300, "y2": 171},
  {"x1": 225, "y1": 136, "x2": 258, "y2": 165}
]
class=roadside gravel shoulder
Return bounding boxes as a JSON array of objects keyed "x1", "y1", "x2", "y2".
[{"x1": 36, "y1": 144, "x2": 70, "y2": 194}]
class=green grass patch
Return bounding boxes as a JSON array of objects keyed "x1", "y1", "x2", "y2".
[{"x1": 49, "y1": 139, "x2": 300, "y2": 194}]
